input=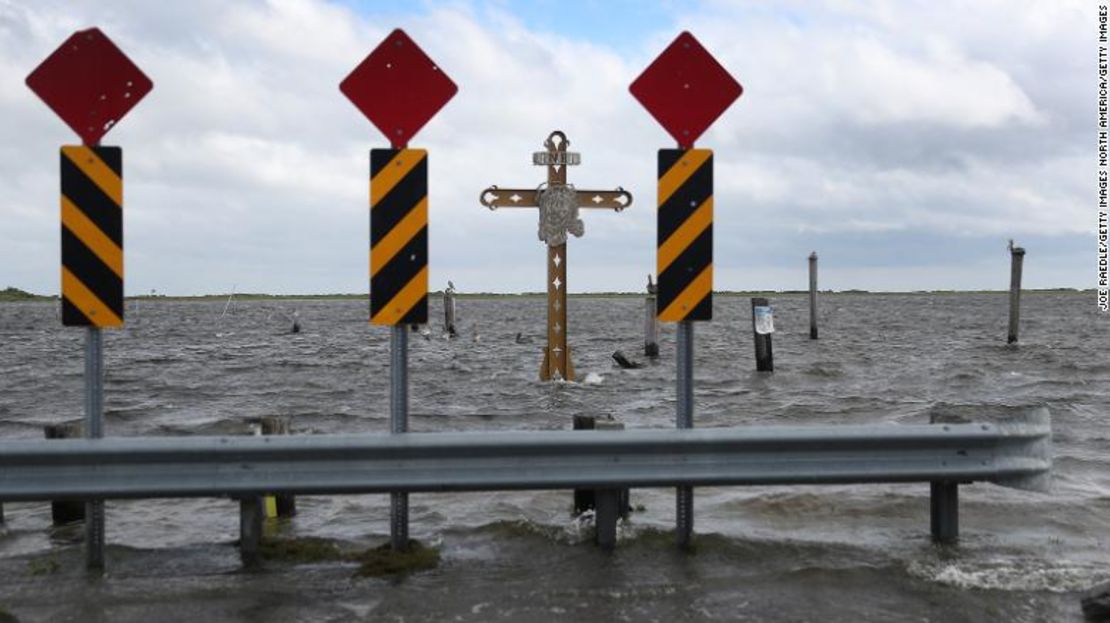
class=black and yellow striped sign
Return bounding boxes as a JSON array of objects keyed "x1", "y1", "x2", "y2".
[
  {"x1": 60, "y1": 145, "x2": 123, "y2": 327},
  {"x1": 657, "y1": 148, "x2": 712, "y2": 322},
  {"x1": 370, "y1": 148, "x2": 428, "y2": 325}
]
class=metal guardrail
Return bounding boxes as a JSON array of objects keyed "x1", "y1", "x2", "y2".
[{"x1": 0, "y1": 409, "x2": 1051, "y2": 501}]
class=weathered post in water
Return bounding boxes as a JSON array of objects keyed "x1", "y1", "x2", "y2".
[
  {"x1": 44, "y1": 422, "x2": 85, "y2": 525},
  {"x1": 808, "y1": 252, "x2": 818, "y2": 340},
  {"x1": 443, "y1": 281, "x2": 458, "y2": 338},
  {"x1": 751, "y1": 298, "x2": 774, "y2": 372},
  {"x1": 260, "y1": 416, "x2": 296, "y2": 518},
  {"x1": 645, "y1": 275, "x2": 659, "y2": 357},
  {"x1": 340, "y1": 28, "x2": 459, "y2": 552},
  {"x1": 1008, "y1": 243, "x2": 1025, "y2": 344}
]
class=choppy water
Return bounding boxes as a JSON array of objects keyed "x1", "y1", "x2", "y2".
[{"x1": 0, "y1": 292, "x2": 1107, "y2": 621}]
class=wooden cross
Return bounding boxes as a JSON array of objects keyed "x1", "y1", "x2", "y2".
[{"x1": 480, "y1": 130, "x2": 632, "y2": 381}]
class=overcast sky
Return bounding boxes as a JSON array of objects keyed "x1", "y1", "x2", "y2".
[{"x1": 1, "y1": 0, "x2": 1091, "y2": 295}]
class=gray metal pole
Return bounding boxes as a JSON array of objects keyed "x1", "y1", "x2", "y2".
[
  {"x1": 675, "y1": 320, "x2": 694, "y2": 548},
  {"x1": 389, "y1": 326, "x2": 409, "y2": 551},
  {"x1": 808, "y1": 252, "x2": 818, "y2": 340},
  {"x1": 84, "y1": 327, "x2": 105, "y2": 570},
  {"x1": 1008, "y1": 247, "x2": 1025, "y2": 344}
]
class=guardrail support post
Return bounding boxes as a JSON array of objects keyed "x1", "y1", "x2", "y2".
[
  {"x1": 595, "y1": 489, "x2": 620, "y2": 550},
  {"x1": 930, "y1": 481, "x2": 959, "y2": 544},
  {"x1": 239, "y1": 497, "x2": 263, "y2": 566}
]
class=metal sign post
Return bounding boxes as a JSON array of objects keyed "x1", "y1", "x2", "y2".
[
  {"x1": 340, "y1": 28, "x2": 457, "y2": 552},
  {"x1": 26, "y1": 27, "x2": 153, "y2": 571},
  {"x1": 480, "y1": 131, "x2": 632, "y2": 381},
  {"x1": 630, "y1": 30, "x2": 743, "y2": 548}
]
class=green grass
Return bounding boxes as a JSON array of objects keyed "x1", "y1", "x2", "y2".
[{"x1": 0, "y1": 287, "x2": 51, "y2": 302}]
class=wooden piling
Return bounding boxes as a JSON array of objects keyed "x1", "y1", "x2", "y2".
[
  {"x1": 572, "y1": 415, "x2": 630, "y2": 523},
  {"x1": 44, "y1": 422, "x2": 85, "y2": 524},
  {"x1": 443, "y1": 286, "x2": 457, "y2": 337},
  {"x1": 260, "y1": 416, "x2": 296, "y2": 518},
  {"x1": 808, "y1": 252, "x2": 818, "y2": 340},
  {"x1": 239, "y1": 497, "x2": 263, "y2": 566},
  {"x1": 751, "y1": 298, "x2": 774, "y2": 372},
  {"x1": 645, "y1": 275, "x2": 659, "y2": 357},
  {"x1": 1008, "y1": 246, "x2": 1025, "y2": 344}
]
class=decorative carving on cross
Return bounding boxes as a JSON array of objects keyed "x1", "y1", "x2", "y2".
[{"x1": 480, "y1": 130, "x2": 632, "y2": 381}]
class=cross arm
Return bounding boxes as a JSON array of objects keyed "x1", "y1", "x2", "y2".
[
  {"x1": 574, "y1": 187, "x2": 633, "y2": 212},
  {"x1": 479, "y1": 186, "x2": 539, "y2": 210}
]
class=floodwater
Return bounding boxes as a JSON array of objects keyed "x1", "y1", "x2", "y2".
[{"x1": 0, "y1": 292, "x2": 1107, "y2": 622}]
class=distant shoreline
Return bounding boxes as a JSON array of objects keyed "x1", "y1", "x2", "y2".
[{"x1": 0, "y1": 286, "x2": 1092, "y2": 303}]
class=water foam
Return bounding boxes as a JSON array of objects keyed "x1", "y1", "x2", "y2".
[{"x1": 908, "y1": 558, "x2": 1108, "y2": 592}]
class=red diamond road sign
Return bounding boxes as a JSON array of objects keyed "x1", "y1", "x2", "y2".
[
  {"x1": 340, "y1": 29, "x2": 457, "y2": 148},
  {"x1": 26, "y1": 27, "x2": 153, "y2": 146},
  {"x1": 630, "y1": 31, "x2": 742, "y2": 147}
]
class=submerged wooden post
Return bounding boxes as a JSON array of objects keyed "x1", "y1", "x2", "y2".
[
  {"x1": 260, "y1": 416, "x2": 296, "y2": 518},
  {"x1": 239, "y1": 497, "x2": 263, "y2": 566},
  {"x1": 808, "y1": 252, "x2": 818, "y2": 340},
  {"x1": 1008, "y1": 244, "x2": 1025, "y2": 344},
  {"x1": 572, "y1": 415, "x2": 630, "y2": 534},
  {"x1": 645, "y1": 275, "x2": 659, "y2": 357},
  {"x1": 751, "y1": 298, "x2": 774, "y2": 372},
  {"x1": 930, "y1": 482, "x2": 959, "y2": 544},
  {"x1": 44, "y1": 422, "x2": 85, "y2": 524},
  {"x1": 443, "y1": 282, "x2": 457, "y2": 338}
]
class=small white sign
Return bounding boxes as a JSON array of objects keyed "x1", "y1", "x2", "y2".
[{"x1": 754, "y1": 305, "x2": 774, "y2": 334}]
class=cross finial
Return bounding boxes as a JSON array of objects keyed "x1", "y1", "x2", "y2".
[{"x1": 533, "y1": 130, "x2": 580, "y2": 167}]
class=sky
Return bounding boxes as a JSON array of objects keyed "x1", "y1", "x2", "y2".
[{"x1": 0, "y1": 0, "x2": 1093, "y2": 295}]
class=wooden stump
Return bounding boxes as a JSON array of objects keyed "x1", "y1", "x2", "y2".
[
  {"x1": 572, "y1": 416, "x2": 630, "y2": 532},
  {"x1": 44, "y1": 422, "x2": 85, "y2": 525},
  {"x1": 751, "y1": 298, "x2": 774, "y2": 372},
  {"x1": 260, "y1": 416, "x2": 296, "y2": 518}
]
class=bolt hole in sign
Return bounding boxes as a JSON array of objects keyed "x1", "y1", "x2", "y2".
[{"x1": 25, "y1": 28, "x2": 153, "y2": 146}]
